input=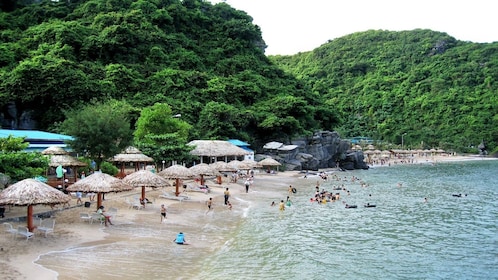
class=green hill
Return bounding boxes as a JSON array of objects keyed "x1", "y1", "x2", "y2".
[
  {"x1": 0, "y1": 0, "x2": 328, "y2": 148},
  {"x1": 271, "y1": 29, "x2": 498, "y2": 152},
  {"x1": 1, "y1": 1, "x2": 496, "y2": 153}
]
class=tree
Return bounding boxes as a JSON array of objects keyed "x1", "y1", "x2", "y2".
[
  {"x1": 134, "y1": 103, "x2": 193, "y2": 165},
  {"x1": 60, "y1": 100, "x2": 133, "y2": 170},
  {"x1": 0, "y1": 136, "x2": 48, "y2": 183}
]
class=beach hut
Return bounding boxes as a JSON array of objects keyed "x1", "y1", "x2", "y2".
[
  {"x1": 123, "y1": 170, "x2": 171, "y2": 201},
  {"x1": 259, "y1": 157, "x2": 282, "y2": 172},
  {"x1": 111, "y1": 146, "x2": 154, "y2": 178},
  {"x1": 0, "y1": 178, "x2": 71, "y2": 232},
  {"x1": 158, "y1": 165, "x2": 194, "y2": 196},
  {"x1": 66, "y1": 172, "x2": 133, "y2": 209},
  {"x1": 42, "y1": 146, "x2": 87, "y2": 186},
  {"x1": 188, "y1": 140, "x2": 250, "y2": 163}
]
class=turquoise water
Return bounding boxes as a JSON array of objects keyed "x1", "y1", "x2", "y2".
[{"x1": 37, "y1": 160, "x2": 498, "y2": 280}]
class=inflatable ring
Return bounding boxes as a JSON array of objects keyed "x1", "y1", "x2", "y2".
[{"x1": 292, "y1": 187, "x2": 297, "y2": 194}]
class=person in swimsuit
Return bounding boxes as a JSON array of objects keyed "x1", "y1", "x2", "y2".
[{"x1": 160, "y1": 204, "x2": 167, "y2": 222}]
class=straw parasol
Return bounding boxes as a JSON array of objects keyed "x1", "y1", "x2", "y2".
[
  {"x1": 123, "y1": 170, "x2": 171, "y2": 200},
  {"x1": 158, "y1": 165, "x2": 194, "y2": 196},
  {"x1": 228, "y1": 160, "x2": 251, "y2": 170},
  {"x1": 259, "y1": 157, "x2": 281, "y2": 166},
  {"x1": 0, "y1": 178, "x2": 71, "y2": 232},
  {"x1": 241, "y1": 159, "x2": 262, "y2": 169},
  {"x1": 189, "y1": 163, "x2": 215, "y2": 185},
  {"x1": 41, "y1": 146, "x2": 69, "y2": 155},
  {"x1": 210, "y1": 161, "x2": 235, "y2": 172},
  {"x1": 66, "y1": 172, "x2": 133, "y2": 209}
]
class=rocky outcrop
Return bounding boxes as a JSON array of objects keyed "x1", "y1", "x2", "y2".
[{"x1": 260, "y1": 131, "x2": 369, "y2": 171}]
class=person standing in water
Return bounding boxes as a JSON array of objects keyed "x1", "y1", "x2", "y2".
[{"x1": 279, "y1": 200, "x2": 285, "y2": 211}]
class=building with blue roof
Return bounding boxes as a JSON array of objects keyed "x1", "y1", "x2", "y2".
[
  {"x1": 0, "y1": 129, "x2": 73, "y2": 152},
  {"x1": 227, "y1": 139, "x2": 254, "y2": 160}
]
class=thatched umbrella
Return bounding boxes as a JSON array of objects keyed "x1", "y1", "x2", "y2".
[
  {"x1": 123, "y1": 170, "x2": 171, "y2": 200},
  {"x1": 0, "y1": 178, "x2": 71, "y2": 232},
  {"x1": 111, "y1": 146, "x2": 154, "y2": 178},
  {"x1": 189, "y1": 163, "x2": 215, "y2": 185},
  {"x1": 259, "y1": 157, "x2": 282, "y2": 172},
  {"x1": 228, "y1": 160, "x2": 251, "y2": 170},
  {"x1": 241, "y1": 159, "x2": 262, "y2": 169},
  {"x1": 66, "y1": 172, "x2": 133, "y2": 209},
  {"x1": 41, "y1": 146, "x2": 69, "y2": 155},
  {"x1": 158, "y1": 165, "x2": 194, "y2": 196}
]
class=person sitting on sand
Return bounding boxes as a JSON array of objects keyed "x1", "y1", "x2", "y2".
[
  {"x1": 174, "y1": 232, "x2": 188, "y2": 245},
  {"x1": 97, "y1": 205, "x2": 113, "y2": 226}
]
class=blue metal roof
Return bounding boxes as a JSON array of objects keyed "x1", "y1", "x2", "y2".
[
  {"x1": 227, "y1": 139, "x2": 250, "y2": 146},
  {"x1": 0, "y1": 129, "x2": 73, "y2": 141}
]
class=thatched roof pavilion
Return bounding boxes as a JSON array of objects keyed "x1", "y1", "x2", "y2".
[
  {"x1": 188, "y1": 140, "x2": 250, "y2": 163},
  {"x1": 111, "y1": 146, "x2": 154, "y2": 178}
]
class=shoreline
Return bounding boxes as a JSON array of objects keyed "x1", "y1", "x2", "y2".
[{"x1": 1, "y1": 155, "x2": 496, "y2": 279}]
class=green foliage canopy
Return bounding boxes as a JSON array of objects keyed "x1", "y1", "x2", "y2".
[{"x1": 60, "y1": 100, "x2": 133, "y2": 170}]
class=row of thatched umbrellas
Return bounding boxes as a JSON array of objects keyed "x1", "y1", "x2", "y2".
[{"x1": 0, "y1": 157, "x2": 282, "y2": 232}]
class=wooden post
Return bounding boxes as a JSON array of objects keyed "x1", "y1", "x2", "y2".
[
  {"x1": 141, "y1": 186, "x2": 146, "y2": 200},
  {"x1": 97, "y1": 193, "x2": 103, "y2": 209},
  {"x1": 175, "y1": 178, "x2": 180, "y2": 196},
  {"x1": 27, "y1": 205, "x2": 34, "y2": 232}
]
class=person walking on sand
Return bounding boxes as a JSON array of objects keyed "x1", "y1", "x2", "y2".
[
  {"x1": 245, "y1": 179, "x2": 250, "y2": 193},
  {"x1": 160, "y1": 204, "x2": 167, "y2": 222},
  {"x1": 224, "y1": 188, "x2": 230, "y2": 205},
  {"x1": 206, "y1": 197, "x2": 213, "y2": 214}
]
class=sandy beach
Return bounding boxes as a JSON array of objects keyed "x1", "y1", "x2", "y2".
[{"x1": 0, "y1": 154, "x2": 495, "y2": 280}]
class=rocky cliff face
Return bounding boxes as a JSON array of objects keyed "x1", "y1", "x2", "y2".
[{"x1": 259, "y1": 131, "x2": 369, "y2": 171}]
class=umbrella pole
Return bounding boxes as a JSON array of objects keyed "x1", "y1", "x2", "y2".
[
  {"x1": 97, "y1": 193, "x2": 103, "y2": 209},
  {"x1": 200, "y1": 175, "x2": 204, "y2": 186},
  {"x1": 27, "y1": 205, "x2": 34, "y2": 232},
  {"x1": 141, "y1": 186, "x2": 146, "y2": 200},
  {"x1": 175, "y1": 178, "x2": 180, "y2": 196}
]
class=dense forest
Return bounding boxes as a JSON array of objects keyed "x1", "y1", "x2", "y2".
[
  {"x1": 0, "y1": 0, "x2": 496, "y2": 153},
  {"x1": 271, "y1": 30, "x2": 498, "y2": 153},
  {"x1": 0, "y1": 0, "x2": 329, "y2": 150}
]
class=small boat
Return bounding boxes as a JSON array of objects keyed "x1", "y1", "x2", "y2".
[
  {"x1": 345, "y1": 204, "x2": 357, "y2": 208},
  {"x1": 364, "y1": 203, "x2": 376, "y2": 208}
]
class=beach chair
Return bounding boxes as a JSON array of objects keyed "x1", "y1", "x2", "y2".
[
  {"x1": 3, "y1": 222, "x2": 18, "y2": 237},
  {"x1": 37, "y1": 219, "x2": 55, "y2": 237},
  {"x1": 80, "y1": 213, "x2": 92, "y2": 223},
  {"x1": 16, "y1": 226, "x2": 34, "y2": 240},
  {"x1": 90, "y1": 213, "x2": 104, "y2": 225},
  {"x1": 107, "y1": 207, "x2": 118, "y2": 219},
  {"x1": 159, "y1": 191, "x2": 187, "y2": 202}
]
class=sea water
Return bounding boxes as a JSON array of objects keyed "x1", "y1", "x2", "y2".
[{"x1": 36, "y1": 160, "x2": 498, "y2": 280}]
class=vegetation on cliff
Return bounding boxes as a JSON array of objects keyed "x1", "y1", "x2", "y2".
[{"x1": 0, "y1": 1, "x2": 496, "y2": 154}]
